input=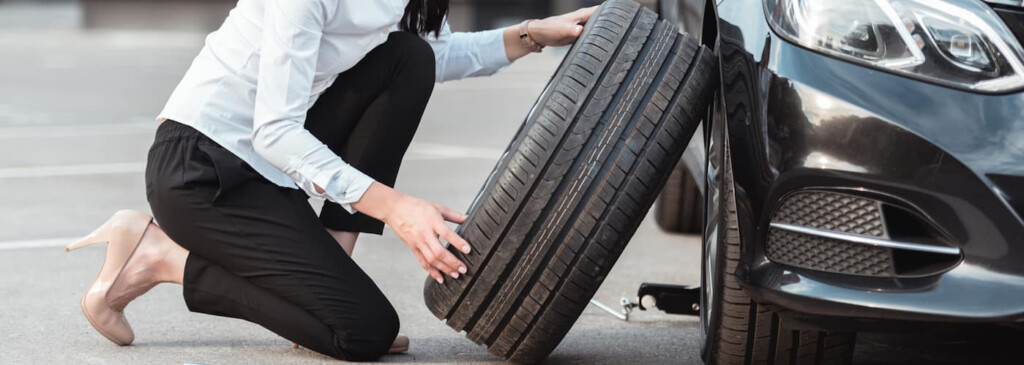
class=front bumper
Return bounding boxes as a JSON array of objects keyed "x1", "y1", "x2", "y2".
[{"x1": 724, "y1": 31, "x2": 1024, "y2": 324}]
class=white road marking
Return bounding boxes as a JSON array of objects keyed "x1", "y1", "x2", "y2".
[
  {"x1": 0, "y1": 237, "x2": 76, "y2": 251},
  {"x1": 0, "y1": 162, "x2": 146, "y2": 179},
  {"x1": 405, "y1": 142, "x2": 503, "y2": 161},
  {"x1": 0, "y1": 121, "x2": 154, "y2": 139},
  {"x1": 0, "y1": 126, "x2": 154, "y2": 139}
]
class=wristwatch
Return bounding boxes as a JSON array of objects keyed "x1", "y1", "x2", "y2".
[{"x1": 519, "y1": 20, "x2": 544, "y2": 53}]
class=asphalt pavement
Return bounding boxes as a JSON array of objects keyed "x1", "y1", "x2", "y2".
[{"x1": 0, "y1": 3, "x2": 1019, "y2": 365}]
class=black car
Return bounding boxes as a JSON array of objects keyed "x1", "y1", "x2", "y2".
[{"x1": 654, "y1": 0, "x2": 1024, "y2": 363}]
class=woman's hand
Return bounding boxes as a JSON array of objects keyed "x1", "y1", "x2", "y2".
[
  {"x1": 503, "y1": 6, "x2": 598, "y2": 62},
  {"x1": 353, "y1": 183, "x2": 472, "y2": 284},
  {"x1": 529, "y1": 6, "x2": 598, "y2": 47},
  {"x1": 386, "y1": 195, "x2": 472, "y2": 284}
]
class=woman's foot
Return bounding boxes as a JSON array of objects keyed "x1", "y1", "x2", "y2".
[
  {"x1": 106, "y1": 223, "x2": 188, "y2": 310},
  {"x1": 66, "y1": 210, "x2": 188, "y2": 345},
  {"x1": 389, "y1": 334, "x2": 410, "y2": 353}
]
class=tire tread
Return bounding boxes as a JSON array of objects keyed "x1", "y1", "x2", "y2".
[{"x1": 424, "y1": 1, "x2": 718, "y2": 362}]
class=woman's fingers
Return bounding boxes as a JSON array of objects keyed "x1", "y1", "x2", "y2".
[
  {"x1": 436, "y1": 225, "x2": 471, "y2": 270},
  {"x1": 441, "y1": 225, "x2": 472, "y2": 254},
  {"x1": 438, "y1": 249, "x2": 467, "y2": 278},
  {"x1": 574, "y1": 6, "x2": 598, "y2": 23},
  {"x1": 415, "y1": 249, "x2": 446, "y2": 284},
  {"x1": 434, "y1": 231, "x2": 467, "y2": 273},
  {"x1": 431, "y1": 203, "x2": 471, "y2": 254},
  {"x1": 428, "y1": 269, "x2": 445, "y2": 284},
  {"x1": 418, "y1": 243, "x2": 454, "y2": 282},
  {"x1": 548, "y1": 6, "x2": 595, "y2": 46},
  {"x1": 423, "y1": 233, "x2": 465, "y2": 279},
  {"x1": 559, "y1": 22, "x2": 583, "y2": 40},
  {"x1": 566, "y1": 7, "x2": 595, "y2": 37},
  {"x1": 435, "y1": 203, "x2": 468, "y2": 224}
]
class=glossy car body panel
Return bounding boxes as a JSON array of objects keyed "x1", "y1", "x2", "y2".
[{"x1": 692, "y1": 0, "x2": 1024, "y2": 325}]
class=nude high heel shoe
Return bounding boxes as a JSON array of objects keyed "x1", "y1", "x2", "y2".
[{"x1": 66, "y1": 210, "x2": 153, "y2": 346}]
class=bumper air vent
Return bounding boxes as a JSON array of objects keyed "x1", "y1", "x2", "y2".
[{"x1": 766, "y1": 190, "x2": 961, "y2": 278}]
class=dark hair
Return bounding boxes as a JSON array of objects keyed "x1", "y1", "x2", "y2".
[{"x1": 401, "y1": 0, "x2": 449, "y2": 37}]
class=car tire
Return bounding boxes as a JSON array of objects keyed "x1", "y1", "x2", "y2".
[
  {"x1": 701, "y1": 124, "x2": 857, "y2": 365},
  {"x1": 654, "y1": 160, "x2": 702, "y2": 233},
  {"x1": 422, "y1": 0, "x2": 717, "y2": 363}
]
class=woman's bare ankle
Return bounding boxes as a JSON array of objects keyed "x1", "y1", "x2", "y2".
[
  {"x1": 105, "y1": 223, "x2": 188, "y2": 309},
  {"x1": 143, "y1": 223, "x2": 188, "y2": 285},
  {"x1": 116, "y1": 224, "x2": 181, "y2": 284}
]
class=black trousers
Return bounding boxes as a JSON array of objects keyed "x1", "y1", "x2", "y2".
[{"x1": 145, "y1": 32, "x2": 435, "y2": 361}]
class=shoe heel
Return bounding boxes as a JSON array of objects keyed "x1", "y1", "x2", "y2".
[{"x1": 66, "y1": 223, "x2": 109, "y2": 252}]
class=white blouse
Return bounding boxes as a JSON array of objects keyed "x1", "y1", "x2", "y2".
[{"x1": 158, "y1": 0, "x2": 510, "y2": 212}]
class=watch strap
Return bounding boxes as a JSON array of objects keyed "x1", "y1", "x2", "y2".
[{"x1": 518, "y1": 20, "x2": 544, "y2": 53}]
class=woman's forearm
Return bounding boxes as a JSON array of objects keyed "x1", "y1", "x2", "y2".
[
  {"x1": 351, "y1": 182, "x2": 404, "y2": 222},
  {"x1": 503, "y1": 25, "x2": 534, "y2": 63}
]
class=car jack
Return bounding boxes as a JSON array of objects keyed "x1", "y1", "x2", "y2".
[{"x1": 589, "y1": 283, "x2": 701, "y2": 321}]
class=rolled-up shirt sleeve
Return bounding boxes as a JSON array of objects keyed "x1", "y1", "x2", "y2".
[
  {"x1": 427, "y1": 20, "x2": 511, "y2": 83},
  {"x1": 252, "y1": 0, "x2": 374, "y2": 213}
]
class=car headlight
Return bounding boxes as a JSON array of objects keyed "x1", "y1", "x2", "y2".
[{"x1": 765, "y1": 0, "x2": 1024, "y2": 92}]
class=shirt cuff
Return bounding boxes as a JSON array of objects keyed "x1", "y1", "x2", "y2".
[
  {"x1": 480, "y1": 28, "x2": 512, "y2": 69},
  {"x1": 310, "y1": 166, "x2": 375, "y2": 214}
]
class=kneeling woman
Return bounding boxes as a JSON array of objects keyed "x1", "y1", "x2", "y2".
[{"x1": 67, "y1": 0, "x2": 594, "y2": 361}]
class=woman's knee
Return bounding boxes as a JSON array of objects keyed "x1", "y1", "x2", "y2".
[
  {"x1": 385, "y1": 31, "x2": 436, "y2": 85},
  {"x1": 331, "y1": 298, "x2": 400, "y2": 361},
  {"x1": 387, "y1": 31, "x2": 435, "y2": 61}
]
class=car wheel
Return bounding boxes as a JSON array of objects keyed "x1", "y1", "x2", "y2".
[
  {"x1": 701, "y1": 116, "x2": 857, "y2": 365},
  {"x1": 422, "y1": 0, "x2": 717, "y2": 363},
  {"x1": 654, "y1": 159, "x2": 702, "y2": 233}
]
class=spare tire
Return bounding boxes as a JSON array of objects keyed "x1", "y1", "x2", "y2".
[{"x1": 423, "y1": 1, "x2": 717, "y2": 362}]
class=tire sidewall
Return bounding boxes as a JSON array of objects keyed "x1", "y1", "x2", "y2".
[{"x1": 700, "y1": 94, "x2": 729, "y2": 364}]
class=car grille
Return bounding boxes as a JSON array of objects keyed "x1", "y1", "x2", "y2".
[
  {"x1": 768, "y1": 191, "x2": 895, "y2": 276},
  {"x1": 766, "y1": 190, "x2": 961, "y2": 278},
  {"x1": 767, "y1": 228, "x2": 894, "y2": 277},
  {"x1": 771, "y1": 191, "x2": 886, "y2": 237}
]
